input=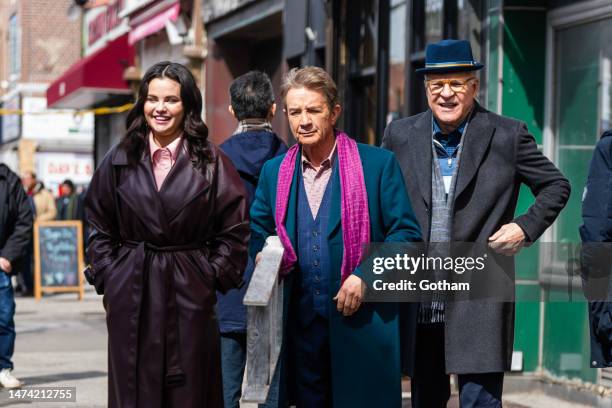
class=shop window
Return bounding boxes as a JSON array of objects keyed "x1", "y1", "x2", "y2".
[
  {"x1": 407, "y1": 0, "x2": 485, "y2": 115},
  {"x1": 537, "y1": 9, "x2": 612, "y2": 384},
  {"x1": 388, "y1": 0, "x2": 407, "y2": 122},
  {"x1": 457, "y1": 0, "x2": 484, "y2": 60},
  {"x1": 356, "y1": 1, "x2": 377, "y2": 68},
  {"x1": 553, "y1": 17, "x2": 612, "y2": 247},
  {"x1": 457, "y1": 0, "x2": 486, "y2": 104},
  {"x1": 543, "y1": 9, "x2": 612, "y2": 335},
  {"x1": 426, "y1": 0, "x2": 444, "y2": 44},
  {"x1": 8, "y1": 13, "x2": 20, "y2": 77},
  {"x1": 340, "y1": 0, "x2": 386, "y2": 145}
]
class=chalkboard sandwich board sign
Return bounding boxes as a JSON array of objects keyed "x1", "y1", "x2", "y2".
[{"x1": 34, "y1": 220, "x2": 85, "y2": 300}]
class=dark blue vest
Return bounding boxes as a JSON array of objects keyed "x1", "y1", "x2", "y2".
[{"x1": 294, "y1": 163, "x2": 335, "y2": 327}]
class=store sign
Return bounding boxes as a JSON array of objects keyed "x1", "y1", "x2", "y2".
[
  {"x1": 84, "y1": 0, "x2": 128, "y2": 55},
  {"x1": 1, "y1": 94, "x2": 21, "y2": 142},
  {"x1": 22, "y1": 97, "x2": 93, "y2": 142},
  {"x1": 36, "y1": 152, "x2": 94, "y2": 190}
]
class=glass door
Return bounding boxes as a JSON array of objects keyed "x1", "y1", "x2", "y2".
[
  {"x1": 542, "y1": 13, "x2": 612, "y2": 383},
  {"x1": 553, "y1": 18, "x2": 612, "y2": 244}
]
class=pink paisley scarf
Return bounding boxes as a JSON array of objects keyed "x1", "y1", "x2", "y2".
[{"x1": 274, "y1": 131, "x2": 370, "y2": 283}]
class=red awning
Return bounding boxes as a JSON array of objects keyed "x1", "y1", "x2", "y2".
[{"x1": 46, "y1": 34, "x2": 135, "y2": 109}]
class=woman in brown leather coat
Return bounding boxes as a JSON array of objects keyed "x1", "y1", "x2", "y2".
[{"x1": 84, "y1": 61, "x2": 249, "y2": 408}]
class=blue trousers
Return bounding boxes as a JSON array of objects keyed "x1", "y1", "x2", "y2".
[
  {"x1": 220, "y1": 333, "x2": 246, "y2": 408},
  {"x1": 289, "y1": 314, "x2": 332, "y2": 407},
  {"x1": 221, "y1": 332, "x2": 283, "y2": 408},
  {"x1": 0, "y1": 272, "x2": 15, "y2": 370},
  {"x1": 411, "y1": 323, "x2": 503, "y2": 408}
]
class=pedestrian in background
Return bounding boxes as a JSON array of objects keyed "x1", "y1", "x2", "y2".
[
  {"x1": 217, "y1": 70, "x2": 287, "y2": 408},
  {"x1": 22, "y1": 172, "x2": 56, "y2": 221},
  {"x1": 382, "y1": 39, "x2": 570, "y2": 407},
  {"x1": 19, "y1": 171, "x2": 56, "y2": 296},
  {"x1": 0, "y1": 163, "x2": 33, "y2": 388},
  {"x1": 85, "y1": 61, "x2": 249, "y2": 408},
  {"x1": 580, "y1": 129, "x2": 612, "y2": 369},
  {"x1": 56, "y1": 179, "x2": 89, "y2": 267},
  {"x1": 56, "y1": 179, "x2": 82, "y2": 221},
  {"x1": 250, "y1": 66, "x2": 421, "y2": 407}
]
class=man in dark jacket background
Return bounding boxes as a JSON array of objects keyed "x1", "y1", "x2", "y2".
[
  {"x1": 0, "y1": 163, "x2": 33, "y2": 388},
  {"x1": 55, "y1": 179, "x2": 83, "y2": 221},
  {"x1": 580, "y1": 130, "x2": 612, "y2": 368},
  {"x1": 217, "y1": 70, "x2": 287, "y2": 408}
]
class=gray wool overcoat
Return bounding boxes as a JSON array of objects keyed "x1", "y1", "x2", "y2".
[{"x1": 382, "y1": 103, "x2": 571, "y2": 374}]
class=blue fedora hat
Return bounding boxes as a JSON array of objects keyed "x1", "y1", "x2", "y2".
[{"x1": 416, "y1": 39, "x2": 484, "y2": 75}]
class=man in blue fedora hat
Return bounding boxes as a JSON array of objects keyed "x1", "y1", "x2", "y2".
[{"x1": 383, "y1": 39, "x2": 570, "y2": 407}]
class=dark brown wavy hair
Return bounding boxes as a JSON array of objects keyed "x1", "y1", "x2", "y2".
[{"x1": 120, "y1": 61, "x2": 212, "y2": 168}]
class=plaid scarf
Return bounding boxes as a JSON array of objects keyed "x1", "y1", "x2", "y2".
[
  {"x1": 274, "y1": 131, "x2": 370, "y2": 283},
  {"x1": 233, "y1": 118, "x2": 273, "y2": 135}
]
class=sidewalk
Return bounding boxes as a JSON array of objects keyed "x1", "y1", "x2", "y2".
[
  {"x1": 0, "y1": 287, "x2": 601, "y2": 407},
  {"x1": 1, "y1": 288, "x2": 107, "y2": 407},
  {"x1": 400, "y1": 384, "x2": 593, "y2": 408}
]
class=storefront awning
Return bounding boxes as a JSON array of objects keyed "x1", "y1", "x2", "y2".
[
  {"x1": 46, "y1": 34, "x2": 135, "y2": 109},
  {"x1": 128, "y1": 2, "x2": 180, "y2": 45}
]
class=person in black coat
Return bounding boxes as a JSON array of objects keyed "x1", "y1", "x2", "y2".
[
  {"x1": 216, "y1": 71, "x2": 287, "y2": 408},
  {"x1": 0, "y1": 163, "x2": 33, "y2": 388},
  {"x1": 580, "y1": 129, "x2": 612, "y2": 368}
]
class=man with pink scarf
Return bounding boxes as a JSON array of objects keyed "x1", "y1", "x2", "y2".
[{"x1": 249, "y1": 66, "x2": 422, "y2": 407}]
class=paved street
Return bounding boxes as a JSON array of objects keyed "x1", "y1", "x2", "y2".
[
  {"x1": 0, "y1": 287, "x2": 596, "y2": 408},
  {"x1": 0, "y1": 288, "x2": 106, "y2": 407}
]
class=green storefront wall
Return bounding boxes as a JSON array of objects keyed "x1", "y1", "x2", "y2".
[
  {"x1": 501, "y1": 4, "x2": 546, "y2": 375},
  {"x1": 500, "y1": 1, "x2": 595, "y2": 383}
]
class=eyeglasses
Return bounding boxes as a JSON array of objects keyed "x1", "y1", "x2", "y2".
[{"x1": 425, "y1": 78, "x2": 477, "y2": 95}]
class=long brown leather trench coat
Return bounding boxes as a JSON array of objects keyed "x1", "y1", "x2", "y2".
[{"x1": 85, "y1": 141, "x2": 249, "y2": 408}]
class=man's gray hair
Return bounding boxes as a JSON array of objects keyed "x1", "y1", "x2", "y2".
[{"x1": 280, "y1": 66, "x2": 339, "y2": 110}]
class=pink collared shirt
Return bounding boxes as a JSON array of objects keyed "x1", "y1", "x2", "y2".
[
  {"x1": 301, "y1": 143, "x2": 337, "y2": 218},
  {"x1": 149, "y1": 133, "x2": 182, "y2": 190}
]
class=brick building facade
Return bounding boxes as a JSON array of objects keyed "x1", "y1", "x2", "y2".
[
  {"x1": 0, "y1": 0, "x2": 81, "y2": 94},
  {"x1": 0, "y1": 0, "x2": 94, "y2": 192}
]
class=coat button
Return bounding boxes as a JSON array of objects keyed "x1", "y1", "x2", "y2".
[
  {"x1": 314, "y1": 276, "x2": 320, "y2": 282},
  {"x1": 592, "y1": 361, "x2": 598, "y2": 367},
  {"x1": 312, "y1": 244, "x2": 319, "y2": 252},
  {"x1": 313, "y1": 260, "x2": 320, "y2": 267},
  {"x1": 315, "y1": 290, "x2": 320, "y2": 295}
]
